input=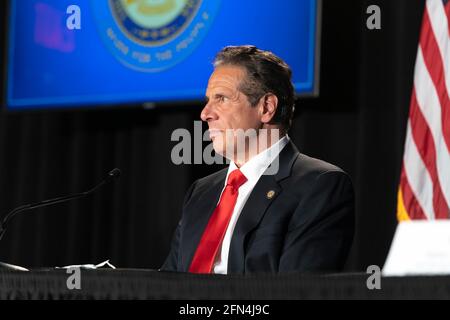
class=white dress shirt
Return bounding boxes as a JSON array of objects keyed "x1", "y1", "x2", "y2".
[{"x1": 212, "y1": 135, "x2": 289, "y2": 274}]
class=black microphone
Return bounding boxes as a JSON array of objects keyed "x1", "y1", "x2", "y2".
[{"x1": 0, "y1": 168, "x2": 121, "y2": 242}]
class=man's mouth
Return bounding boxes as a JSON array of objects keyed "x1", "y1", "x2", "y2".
[{"x1": 208, "y1": 129, "x2": 223, "y2": 139}]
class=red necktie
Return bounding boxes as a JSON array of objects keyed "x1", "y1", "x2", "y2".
[{"x1": 189, "y1": 169, "x2": 247, "y2": 273}]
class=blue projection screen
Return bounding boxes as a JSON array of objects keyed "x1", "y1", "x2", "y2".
[{"x1": 6, "y1": 0, "x2": 321, "y2": 110}]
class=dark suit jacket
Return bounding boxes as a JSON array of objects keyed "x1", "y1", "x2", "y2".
[{"x1": 161, "y1": 141, "x2": 355, "y2": 274}]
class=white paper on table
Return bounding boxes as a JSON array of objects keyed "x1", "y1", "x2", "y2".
[
  {"x1": 382, "y1": 221, "x2": 450, "y2": 276},
  {"x1": 56, "y1": 259, "x2": 116, "y2": 270}
]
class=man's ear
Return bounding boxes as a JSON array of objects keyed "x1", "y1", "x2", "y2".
[{"x1": 260, "y1": 93, "x2": 278, "y2": 124}]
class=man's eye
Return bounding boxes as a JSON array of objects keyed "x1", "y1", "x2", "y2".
[{"x1": 217, "y1": 95, "x2": 226, "y2": 102}]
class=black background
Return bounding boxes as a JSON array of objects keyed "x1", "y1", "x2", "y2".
[{"x1": 0, "y1": 0, "x2": 425, "y2": 271}]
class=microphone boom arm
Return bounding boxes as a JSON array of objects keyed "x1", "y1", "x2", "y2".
[{"x1": 0, "y1": 168, "x2": 120, "y2": 242}]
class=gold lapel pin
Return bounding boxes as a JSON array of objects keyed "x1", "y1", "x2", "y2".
[{"x1": 266, "y1": 190, "x2": 276, "y2": 199}]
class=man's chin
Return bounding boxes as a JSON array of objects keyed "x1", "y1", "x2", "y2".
[{"x1": 211, "y1": 139, "x2": 225, "y2": 157}]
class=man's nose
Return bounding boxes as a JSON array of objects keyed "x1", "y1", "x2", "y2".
[{"x1": 200, "y1": 102, "x2": 217, "y2": 122}]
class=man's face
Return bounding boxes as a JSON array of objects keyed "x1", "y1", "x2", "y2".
[{"x1": 201, "y1": 65, "x2": 262, "y2": 158}]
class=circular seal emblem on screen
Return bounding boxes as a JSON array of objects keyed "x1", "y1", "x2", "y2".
[{"x1": 92, "y1": 0, "x2": 220, "y2": 72}]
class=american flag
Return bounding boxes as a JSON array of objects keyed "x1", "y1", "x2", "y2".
[{"x1": 397, "y1": 0, "x2": 450, "y2": 220}]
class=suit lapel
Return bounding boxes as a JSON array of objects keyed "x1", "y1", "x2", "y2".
[
  {"x1": 227, "y1": 141, "x2": 300, "y2": 273},
  {"x1": 181, "y1": 170, "x2": 226, "y2": 271}
]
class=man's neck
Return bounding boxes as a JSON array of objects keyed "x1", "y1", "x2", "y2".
[{"x1": 234, "y1": 132, "x2": 286, "y2": 168}]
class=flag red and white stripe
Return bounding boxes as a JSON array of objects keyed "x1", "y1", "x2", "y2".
[{"x1": 398, "y1": 0, "x2": 450, "y2": 220}]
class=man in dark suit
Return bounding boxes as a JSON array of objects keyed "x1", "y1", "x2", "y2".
[{"x1": 161, "y1": 45, "x2": 354, "y2": 274}]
